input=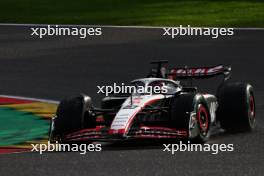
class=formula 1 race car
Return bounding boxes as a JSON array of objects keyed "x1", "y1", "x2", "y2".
[{"x1": 49, "y1": 60, "x2": 256, "y2": 143}]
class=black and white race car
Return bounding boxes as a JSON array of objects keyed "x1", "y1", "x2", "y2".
[{"x1": 49, "y1": 60, "x2": 256, "y2": 143}]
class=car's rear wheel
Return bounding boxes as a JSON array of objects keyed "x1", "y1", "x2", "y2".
[{"x1": 217, "y1": 82, "x2": 256, "y2": 132}]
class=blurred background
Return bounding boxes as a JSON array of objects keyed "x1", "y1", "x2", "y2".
[{"x1": 0, "y1": 0, "x2": 264, "y2": 27}]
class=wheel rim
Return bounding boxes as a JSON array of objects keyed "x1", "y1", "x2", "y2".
[
  {"x1": 197, "y1": 105, "x2": 209, "y2": 136},
  {"x1": 249, "y1": 95, "x2": 255, "y2": 117},
  {"x1": 248, "y1": 94, "x2": 255, "y2": 129}
]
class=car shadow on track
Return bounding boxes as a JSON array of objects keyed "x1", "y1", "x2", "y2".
[
  {"x1": 98, "y1": 138, "x2": 197, "y2": 151},
  {"x1": 100, "y1": 128, "x2": 259, "y2": 151}
]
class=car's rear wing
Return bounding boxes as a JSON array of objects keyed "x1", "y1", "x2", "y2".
[{"x1": 168, "y1": 65, "x2": 231, "y2": 80}]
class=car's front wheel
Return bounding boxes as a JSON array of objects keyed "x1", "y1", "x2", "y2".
[
  {"x1": 170, "y1": 93, "x2": 210, "y2": 143},
  {"x1": 50, "y1": 95, "x2": 95, "y2": 142}
]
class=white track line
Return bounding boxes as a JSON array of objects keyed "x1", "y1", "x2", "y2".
[
  {"x1": 0, "y1": 94, "x2": 59, "y2": 104},
  {"x1": 0, "y1": 23, "x2": 263, "y2": 30}
]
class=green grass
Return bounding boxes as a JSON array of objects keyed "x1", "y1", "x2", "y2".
[
  {"x1": 0, "y1": 0, "x2": 264, "y2": 27},
  {"x1": 0, "y1": 108, "x2": 49, "y2": 146}
]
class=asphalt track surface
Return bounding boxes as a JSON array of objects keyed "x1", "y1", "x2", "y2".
[{"x1": 0, "y1": 25, "x2": 264, "y2": 176}]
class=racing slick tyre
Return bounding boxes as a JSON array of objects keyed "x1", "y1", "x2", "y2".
[
  {"x1": 170, "y1": 93, "x2": 210, "y2": 143},
  {"x1": 51, "y1": 95, "x2": 95, "y2": 140},
  {"x1": 217, "y1": 82, "x2": 256, "y2": 132}
]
